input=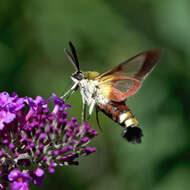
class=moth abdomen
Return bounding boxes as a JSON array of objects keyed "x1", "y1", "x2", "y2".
[
  {"x1": 122, "y1": 126, "x2": 143, "y2": 144},
  {"x1": 98, "y1": 102, "x2": 143, "y2": 143}
]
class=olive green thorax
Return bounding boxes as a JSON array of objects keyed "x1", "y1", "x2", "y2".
[
  {"x1": 83, "y1": 71, "x2": 100, "y2": 80},
  {"x1": 72, "y1": 71, "x2": 100, "y2": 80}
]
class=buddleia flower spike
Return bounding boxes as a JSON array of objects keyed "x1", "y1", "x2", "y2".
[{"x1": 0, "y1": 92, "x2": 98, "y2": 189}]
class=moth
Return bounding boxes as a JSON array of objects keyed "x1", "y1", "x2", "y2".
[{"x1": 63, "y1": 42, "x2": 160, "y2": 143}]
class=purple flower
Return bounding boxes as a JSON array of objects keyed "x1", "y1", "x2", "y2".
[
  {"x1": 0, "y1": 92, "x2": 25, "y2": 130},
  {"x1": 8, "y1": 169, "x2": 30, "y2": 190},
  {"x1": 0, "y1": 92, "x2": 98, "y2": 189},
  {"x1": 0, "y1": 110, "x2": 15, "y2": 130},
  {"x1": 10, "y1": 182, "x2": 29, "y2": 190}
]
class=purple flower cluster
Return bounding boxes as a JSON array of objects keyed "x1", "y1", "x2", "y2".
[{"x1": 0, "y1": 92, "x2": 98, "y2": 189}]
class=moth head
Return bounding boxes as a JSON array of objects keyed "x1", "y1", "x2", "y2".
[{"x1": 71, "y1": 71, "x2": 85, "y2": 82}]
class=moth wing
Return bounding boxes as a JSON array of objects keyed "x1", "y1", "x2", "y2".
[{"x1": 97, "y1": 50, "x2": 161, "y2": 102}]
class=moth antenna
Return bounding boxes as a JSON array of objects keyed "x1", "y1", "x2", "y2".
[
  {"x1": 64, "y1": 48, "x2": 79, "y2": 71},
  {"x1": 68, "y1": 41, "x2": 80, "y2": 71}
]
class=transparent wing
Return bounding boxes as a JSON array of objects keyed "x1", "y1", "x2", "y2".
[{"x1": 97, "y1": 50, "x2": 161, "y2": 102}]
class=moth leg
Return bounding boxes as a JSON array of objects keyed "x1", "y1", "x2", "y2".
[
  {"x1": 87, "y1": 100, "x2": 96, "y2": 121},
  {"x1": 96, "y1": 107, "x2": 103, "y2": 132},
  {"x1": 82, "y1": 102, "x2": 87, "y2": 122},
  {"x1": 60, "y1": 82, "x2": 78, "y2": 99},
  {"x1": 65, "y1": 85, "x2": 78, "y2": 101},
  {"x1": 81, "y1": 95, "x2": 87, "y2": 122}
]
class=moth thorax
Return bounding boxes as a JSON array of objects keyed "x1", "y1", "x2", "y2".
[{"x1": 83, "y1": 71, "x2": 100, "y2": 80}]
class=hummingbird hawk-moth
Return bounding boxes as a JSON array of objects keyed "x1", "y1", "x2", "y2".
[{"x1": 63, "y1": 42, "x2": 160, "y2": 143}]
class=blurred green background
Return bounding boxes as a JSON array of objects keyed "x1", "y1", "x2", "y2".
[{"x1": 1, "y1": 0, "x2": 190, "y2": 189}]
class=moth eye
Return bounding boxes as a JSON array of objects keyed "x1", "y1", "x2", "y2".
[{"x1": 72, "y1": 72, "x2": 84, "y2": 80}]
